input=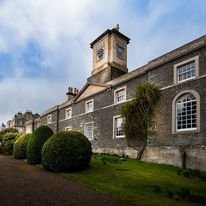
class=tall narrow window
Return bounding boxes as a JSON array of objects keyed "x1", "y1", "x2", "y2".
[
  {"x1": 176, "y1": 94, "x2": 196, "y2": 131},
  {"x1": 47, "y1": 115, "x2": 52, "y2": 124},
  {"x1": 65, "y1": 108, "x2": 72, "y2": 119},
  {"x1": 114, "y1": 87, "x2": 126, "y2": 104},
  {"x1": 113, "y1": 116, "x2": 124, "y2": 138},
  {"x1": 84, "y1": 122, "x2": 93, "y2": 140},
  {"x1": 85, "y1": 99, "x2": 94, "y2": 113}
]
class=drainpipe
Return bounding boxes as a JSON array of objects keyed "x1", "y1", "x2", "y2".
[{"x1": 56, "y1": 105, "x2": 59, "y2": 133}]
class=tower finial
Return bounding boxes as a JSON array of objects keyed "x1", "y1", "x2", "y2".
[{"x1": 115, "y1": 24, "x2": 120, "y2": 31}]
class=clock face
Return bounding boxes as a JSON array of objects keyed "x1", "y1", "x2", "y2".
[
  {"x1": 96, "y1": 48, "x2": 104, "y2": 60},
  {"x1": 117, "y1": 45, "x2": 124, "y2": 59}
]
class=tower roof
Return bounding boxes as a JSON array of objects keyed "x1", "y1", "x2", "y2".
[{"x1": 90, "y1": 28, "x2": 130, "y2": 48}]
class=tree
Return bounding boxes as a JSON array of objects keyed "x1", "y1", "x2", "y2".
[{"x1": 120, "y1": 82, "x2": 161, "y2": 160}]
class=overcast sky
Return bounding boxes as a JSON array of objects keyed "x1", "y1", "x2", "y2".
[{"x1": 0, "y1": 0, "x2": 205, "y2": 124}]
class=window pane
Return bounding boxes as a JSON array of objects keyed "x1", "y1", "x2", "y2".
[
  {"x1": 66, "y1": 109, "x2": 72, "y2": 118},
  {"x1": 84, "y1": 123, "x2": 93, "y2": 140},
  {"x1": 177, "y1": 61, "x2": 196, "y2": 83},
  {"x1": 115, "y1": 117, "x2": 124, "y2": 137},
  {"x1": 116, "y1": 89, "x2": 126, "y2": 103},
  {"x1": 176, "y1": 93, "x2": 197, "y2": 131},
  {"x1": 86, "y1": 101, "x2": 93, "y2": 112}
]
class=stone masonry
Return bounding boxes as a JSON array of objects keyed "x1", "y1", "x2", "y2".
[{"x1": 32, "y1": 27, "x2": 206, "y2": 171}]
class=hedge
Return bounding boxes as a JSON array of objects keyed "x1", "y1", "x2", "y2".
[
  {"x1": 42, "y1": 131, "x2": 92, "y2": 172},
  {"x1": 13, "y1": 133, "x2": 32, "y2": 159},
  {"x1": 27, "y1": 125, "x2": 54, "y2": 164},
  {"x1": 1, "y1": 132, "x2": 19, "y2": 155},
  {"x1": 0, "y1": 128, "x2": 18, "y2": 143}
]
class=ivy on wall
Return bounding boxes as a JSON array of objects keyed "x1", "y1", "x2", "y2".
[{"x1": 120, "y1": 82, "x2": 161, "y2": 159}]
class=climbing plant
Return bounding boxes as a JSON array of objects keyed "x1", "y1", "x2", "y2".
[{"x1": 120, "y1": 82, "x2": 161, "y2": 160}]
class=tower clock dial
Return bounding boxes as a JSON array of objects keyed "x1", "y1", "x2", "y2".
[
  {"x1": 117, "y1": 45, "x2": 124, "y2": 59},
  {"x1": 96, "y1": 48, "x2": 104, "y2": 60}
]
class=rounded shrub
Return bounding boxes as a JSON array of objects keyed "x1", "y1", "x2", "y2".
[
  {"x1": 13, "y1": 133, "x2": 32, "y2": 159},
  {"x1": 0, "y1": 128, "x2": 18, "y2": 143},
  {"x1": 27, "y1": 125, "x2": 54, "y2": 165},
  {"x1": 1, "y1": 132, "x2": 19, "y2": 155},
  {"x1": 42, "y1": 131, "x2": 92, "y2": 172}
]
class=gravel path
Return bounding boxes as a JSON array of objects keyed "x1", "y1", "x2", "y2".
[{"x1": 0, "y1": 155, "x2": 133, "y2": 206}]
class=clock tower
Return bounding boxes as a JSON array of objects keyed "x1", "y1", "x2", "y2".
[{"x1": 88, "y1": 25, "x2": 130, "y2": 84}]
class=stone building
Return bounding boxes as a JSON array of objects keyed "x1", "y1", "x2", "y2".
[
  {"x1": 0, "y1": 123, "x2": 6, "y2": 131},
  {"x1": 7, "y1": 111, "x2": 39, "y2": 133},
  {"x1": 38, "y1": 27, "x2": 206, "y2": 171}
]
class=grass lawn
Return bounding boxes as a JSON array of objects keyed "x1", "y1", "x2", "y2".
[{"x1": 61, "y1": 154, "x2": 206, "y2": 206}]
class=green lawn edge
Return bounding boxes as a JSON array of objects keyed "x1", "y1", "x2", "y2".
[{"x1": 61, "y1": 154, "x2": 206, "y2": 206}]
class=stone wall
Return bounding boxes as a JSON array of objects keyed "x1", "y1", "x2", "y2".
[{"x1": 39, "y1": 37, "x2": 206, "y2": 171}]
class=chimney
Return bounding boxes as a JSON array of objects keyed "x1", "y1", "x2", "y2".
[{"x1": 66, "y1": 86, "x2": 79, "y2": 101}]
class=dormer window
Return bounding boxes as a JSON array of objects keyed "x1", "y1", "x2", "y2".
[
  {"x1": 85, "y1": 99, "x2": 94, "y2": 113},
  {"x1": 65, "y1": 108, "x2": 72, "y2": 119}
]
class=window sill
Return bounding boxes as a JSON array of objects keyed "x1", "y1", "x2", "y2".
[
  {"x1": 65, "y1": 117, "x2": 72, "y2": 120},
  {"x1": 174, "y1": 76, "x2": 196, "y2": 85},
  {"x1": 114, "y1": 135, "x2": 125, "y2": 139},
  {"x1": 172, "y1": 129, "x2": 200, "y2": 134},
  {"x1": 114, "y1": 100, "x2": 126, "y2": 105},
  {"x1": 85, "y1": 111, "x2": 93, "y2": 113}
]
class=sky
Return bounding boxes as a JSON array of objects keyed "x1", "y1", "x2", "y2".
[{"x1": 0, "y1": 0, "x2": 205, "y2": 124}]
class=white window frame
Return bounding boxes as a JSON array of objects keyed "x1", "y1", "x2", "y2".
[
  {"x1": 113, "y1": 115, "x2": 125, "y2": 139},
  {"x1": 114, "y1": 86, "x2": 126, "y2": 104},
  {"x1": 176, "y1": 94, "x2": 197, "y2": 132},
  {"x1": 174, "y1": 56, "x2": 199, "y2": 84},
  {"x1": 65, "y1": 107, "x2": 72, "y2": 119},
  {"x1": 65, "y1": 126, "x2": 72, "y2": 131},
  {"x1": 47, "y1": 115, "x2": 52, "y2": 124},
  {"x1": 85, "y1": 99, "x2": 94, "y2": 113},
  {"x1": 84, "y1": 122, "x2": 93, "y2": 141},
  {"x1": 172, "y1": 90, "x2": 200, "y2": 134}
]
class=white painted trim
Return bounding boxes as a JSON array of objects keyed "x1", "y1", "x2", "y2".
[
  {"x1": 65, "y1": 126, "x2": 72, "y2": 131},
  {"x1": 172, "y1": 90, "x2": 200, "y2": 134},
  {"x1": 161, "y1": 74, "x2": 206, "y2": 91},
  {"x1": 173, "y1": 55, "x2": 199, "y2": 84},
  {"x1": 65, "y1": 107, "x2": 72, "y2": 119},
  {"x1": 85, "y1": 99, "x2": 94, "y2": 113},
  {"x1": 84, "y1": 121, "x2": 94, "y2": 141},
  {"x1": 58, "y1": 98, "x2": 133, "y2": 122},
  {"x1": 114, "y1": 86, "x2": 127, "y2": 105},
  {"x1": 47, "y1": 114, "x2": 52, "y2": 124},
  {"x1": 113, "y1": 115, "x2": 125, "y2": 139}
]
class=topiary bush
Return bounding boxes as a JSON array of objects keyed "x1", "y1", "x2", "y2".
[
  {"x1": 1, "y1": 132, "x2": 19, "y2": 155},
  {"x1": 27, "y1": 125, "x2": 54, "y2": 165},
  {"x1": 13, "y1": 133, "x2": 32, "y2": 159},
  {"x1": 42, "y1": 131, "x2": 92, "y2": 172},
  {"x1": 0, "y1": 128, "x2": 18, "y2": 143}
]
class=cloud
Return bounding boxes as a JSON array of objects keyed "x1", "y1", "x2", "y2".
[{"x1": 0, "y1": 0, "x2": 205, "y2": 124}]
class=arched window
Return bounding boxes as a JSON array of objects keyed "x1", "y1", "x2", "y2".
[{"x1": 176, "y1": 93, "x2": 196, "y2": 131}]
